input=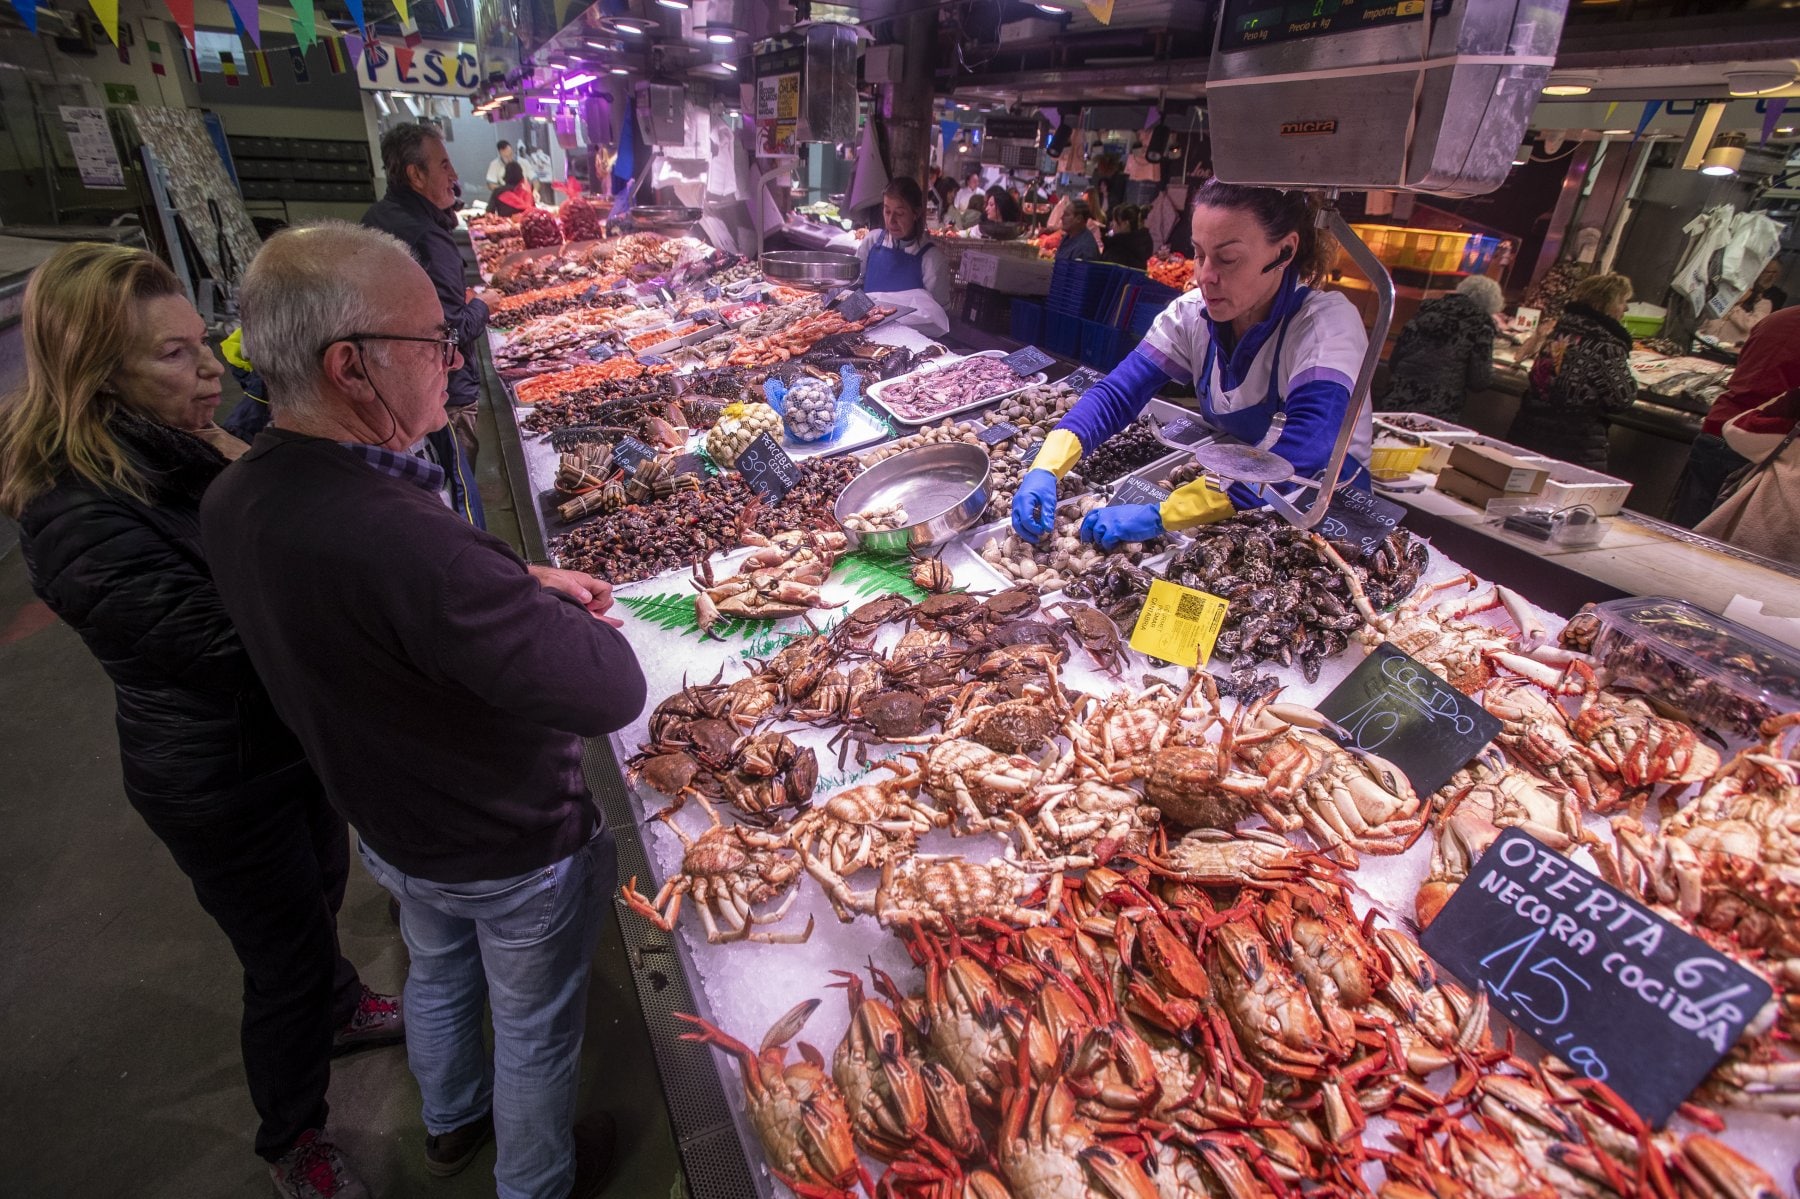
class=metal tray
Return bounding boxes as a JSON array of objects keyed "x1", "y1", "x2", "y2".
[
  {"x1": 782, "y1": 401, "x2": 891, "y2": 464},
  {"x1": 760, "y1": 250, "x2": 861, "y2": 289},
  {"x1": 864, "y1": 351, "x2": 1049, "y2": 429},
  {"x1": 832, "y1": 441, "x2": 991, "y2": 555}
]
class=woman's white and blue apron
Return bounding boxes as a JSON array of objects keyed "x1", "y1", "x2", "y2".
[{"x1": 862, "y1": 229, "x2": 931, "y2": 294}]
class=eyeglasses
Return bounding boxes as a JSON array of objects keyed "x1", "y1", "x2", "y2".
[{"x1": 320, "y1": 331, "x2": 460, "y2": 368}]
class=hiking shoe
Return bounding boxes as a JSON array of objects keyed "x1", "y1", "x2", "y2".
[
  {"x1": 332, "y1": 985, "x2": 404, "y2": 1056},
  {"x1": 268, "y1": 1129, "x2": 370, "y2": 1199},
  {"x1": 567, "y1": 1111, "x2": 618, "y2": 1199},
  {"x1": 425, "y1": 1111, "x2": 494, "y2": 1178}
]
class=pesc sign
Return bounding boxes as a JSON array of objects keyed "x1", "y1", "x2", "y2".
[{"x1": 357, "y1": 39, "x2": 480, "y2": 96}]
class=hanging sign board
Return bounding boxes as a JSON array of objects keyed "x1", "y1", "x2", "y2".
[
  {"x1": 754, "y1": 41, "x2": 804, "y2": 158},
  {"x1": 59, "y1": 106, "x2": 125, "y2": 189},
  {"x1": 357, "y1": 39, "x2": 480, "y2": 96},
  {"x1": 1420, "y1": 827, "x2": 1773, "y2": 1128}
]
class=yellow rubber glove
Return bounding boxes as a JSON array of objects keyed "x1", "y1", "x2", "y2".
[
  {"x1": 1030, "y1": 429, "x2": 1083, "y2": 478},
  {"x1": 1159, "y1": 478, "x2": 1236, "y2": 531},
  {"x1": 220, "y1": 327, "x2": 254, "y2": 372}
]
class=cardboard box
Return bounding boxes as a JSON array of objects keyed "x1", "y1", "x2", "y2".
[
  {"x1": 1435, "y1": 466, "x2": 1516, "y2": 507},
  {"x1": 1446, "y1": 442, "x2": 1549, "y2": 495}
]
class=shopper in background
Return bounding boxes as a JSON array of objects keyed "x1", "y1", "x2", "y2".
[
  {"x1": 1093, "y1": 153, "x2": 1126, "y2": 214},
  {"x1": 1506, "y1": 272, "x2": 1636, "y2": 471},
  {"x1": 930, "y1": 168, "x2": 959, "y2": 228},
  {"x1": 0, "y1": 243, "x2": 400, "y2": 1199},
  {"x1": 488, "y1": 161, "x2": 538, "y2": 217},
  {"x1": 1376, "y1": 274, "x2": 1503, "y2": 419},
  {"x1": 485, "y1": 139, "x2": 532, "y2": 190},
  {"x1": 1696, "y1": 258, "x2": 1787, "y2": 347},
  {"x1": 1693, "y1": 383, "x2": 1800, "y2": 563},
  {"x1": 1521, "y1": 225, "x2": 1601, "y2": 327},
  {"x1": 1054, "y1": 199, "x2": 1100, "y2": 262},
  {"x1": 364, "y1": 123, "x2": 490, "y2": 483},
  {"x1": 1668, "y1": 304, "x2": 1800, "y2": 528},
  {"x1": 210, "y1": 223, "x2": 647, "y2": 1199},
  {"x1": 951, "y1": 190, "x2": 984, "y2": 233},
  {"x1": 1016, "y1": 182, "x2": 1371, "y2": 549},
  {"x1": 976, "y1": 185, "x2": 1025, "y2": 240},
  {"x1": 1100, "y1": 204, "x2": 1153, "y2": 271}
]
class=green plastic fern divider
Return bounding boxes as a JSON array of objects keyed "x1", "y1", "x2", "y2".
[
  {"x1": 835, "y1": 551, "x2": 926, "y2": 601},
  {"x1": 616, "y1": 551, "x2": 923, "y2": 643}
]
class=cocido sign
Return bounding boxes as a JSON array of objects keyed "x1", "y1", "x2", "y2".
[{"x1": 357, "y1": 39, "x2": 480, "y2": 97}]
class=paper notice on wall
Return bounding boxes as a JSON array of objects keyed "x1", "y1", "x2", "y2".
[{"x1": 60, "y1": 106, "x2": 126, "y2": 189}]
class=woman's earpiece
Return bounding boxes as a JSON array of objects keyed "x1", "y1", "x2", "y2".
[{"x1": 1261, "y1": 244, "x2": 1295, "y2": 275}]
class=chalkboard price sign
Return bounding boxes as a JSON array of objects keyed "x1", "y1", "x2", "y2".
[
  {"x1": 836, "y1": 290, "x2": 876, "y2": 323},
  {"x1": 1315, "y1": 642, "x2": 1500, "y2": 798},
  {"x1": 1420, "y1": 828, "x2": 1773, "y2": 1127},
  {"x1": 1108, "y1": 477, "x2": 1172, "y2": 509},
  {"x1": 613, "y1": 436, "x2": 660, "y2": 475},
  {"x1": 1318, "y1": 486, "x2": 1407, "y2": 561},
  {"x1": 1063, "y1": 366, "x2": 1105, "y2": 393},
  {"x1": 978, "y1": 421, "x2": 1022, "y2": 446},
  {"x1": 1002, "y1": 346, "x2": 1057, "y2": 377},
  {"x1": 1156, "y1": 414, "x2": 1210, "y2": 447},
  {"x1": 736, "y1": 431, "x2": 802, "y2": 502}
]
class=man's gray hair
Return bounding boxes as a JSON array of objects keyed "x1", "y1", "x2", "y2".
[
  {"x1": 239, "y1": 222, "x2": 418, "y2": 410},
  {"x1": 1455, "y1": 273, "x2": 1505, "y2": 316}
]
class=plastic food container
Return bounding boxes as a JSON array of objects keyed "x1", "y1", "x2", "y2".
[
  {"x1": 1369, "y1": 441, "x2": 1428, "y2": 480},
  {"x1": 1586, "y1": 596, "x2": 1800, "y2": 744}
]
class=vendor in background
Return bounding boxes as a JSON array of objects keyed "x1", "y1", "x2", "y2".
[
  {"x1": 1100, "y1": 204, "x2": 1153, "y2": 271},
  {"x1": 1506, "y1": 272, "x2": 1636, "y2": 471},
  {"x1": 1054, "y1": 199, "x2": 1100, "y2": 262},
  {"x1": 953, "y1": 169, "x2": 985, "y2": 212},
  {"x1": 1696, "y1": 259, "x2": 1786, "y2": 347},
  {"x1": 1376, "y1": 274, "x2": 1502, "y2": 419},
  {"x1": 1668, "y1": 305, "x2": 1800, "y2": 528},
  {"x1": 525, "y1": 144, "x2": 554, "y2": 204},
  {"x1": 1014, "y1": 182, "x2": 1371, "y2": 549},
  {"x1": 487, "y1": 161, "x2": 537, "y2": 217},
  {"x1": 931, "y1": 169, "x2": 959, "y2": 227},
  {"x1": 854, "y1": 178, "x2": 952, "y2": 320},
  {"x1": 484, "y1": 139, "x2": 532, "y2": 191}
]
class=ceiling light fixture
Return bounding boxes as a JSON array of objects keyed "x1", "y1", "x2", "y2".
[
  {"x1": 605, "y1": 16, "x2": 653, "y2": 35},
  {"x1": 563, "y1": 72, "x2": 596, "y2": 87},
  {"x1": 1541, "y1": 74, "x2": 1599, "y2": 97},
  {"x1": 720, "y1": 60, "x2": 738, "y2": 72},
  {"x1": 1601, "y1": 128, "x2": 1633, "y2": 136},
  {"x1": 1700, "y1": 132, "x2": 1747, "y2": 176},
  {"x1": 610, "y1": 65, "x2": 630, "y2": 74},
  {"x1": 1725, "y1": 70, "x2": 1795, "y2": 97},
  {"x1": 1034, "y1": 3, "x2": 1062, "y2": 12}
]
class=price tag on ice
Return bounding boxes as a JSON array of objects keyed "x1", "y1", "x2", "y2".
[
  {"x1": 736, "y1": 431, "x2": 801, "y2": 502},
  {"x1": 1420, "y1": 828, "x2": 1773, "y2": 1128},
  {"x1": 612, "y1": 435, "x2": 659, "y2": 474},
  {"x1": 1315, "y1": 642, "x2": 1500, "y2": 797},
  {"x1": 1157, "y1": 413, "x2": 1209, "y2": 447},
  {"x1": 1318, "y1": 487, "x2": 1407, "y2": 561},
  {"x1": 1107, "y1": 477, "x2": 1171, "y2": 509},
  {"x1": 1128, "y1": 578, "x2": 1228, "y2": 668},
  {"x1": 1062, "y1": 365, "x2": 1105, "y2": 393},
  {"x1": 835, "y1": 290, "x2": 876, "y2": 323},
  {"x1": 1002, "y1": 346, "x2": 1057, "y2": 378},
  {"x1": 978, "y1": 420, "x2": 1021, "y2": 446}
]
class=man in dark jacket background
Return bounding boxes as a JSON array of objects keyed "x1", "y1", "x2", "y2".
[
  {"x1": 206, "y1": 222, "x2": 647, "y2": 1199},
  {"x1": 362, "y1": 123, "x2": 490, "y2": 479}
]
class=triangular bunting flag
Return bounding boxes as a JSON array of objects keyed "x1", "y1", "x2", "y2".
[
  {"x1": 393, "y1": 0, "x2": 421, "y2": 44},
  {"x1": 164, "y1": 0, "x2": 196, "y2": 57},
  {"x1": 1761, "y1": 98, "x2": 1789, "y2": 147},
  {"x1": 395, "y1": 45, "x2": 415, "y2": 77},
  {"x1": 1603, "y1": 100, "x2": 1619, "y2": 125},
  {"x1": 345, "y1": 32, "x2": 365, "y2": 68},
  {"x1": 147, "y1": 37, "x2": 167, "y2": 75},
  {"x1": 290, "y1": 0, "x2": 318, "y2": 51},
  {"x1": 9, "y1": 0, "x2": 36, "y2": 33},
  {"x1": 1633, "y1": 100, "x2": 1661, "y2": 140},
  {"x1": 227, "y1": 0, "x2": 259, "y2": 46},
  {"x1": 434, "y1": 0, "x2": 453, "y2": 27},
  {"x1": 1084, "y1": 0, "x2": 1114, "y2": 24},
  {"x1": 323, "y1": 36, "x2": 348, "y2": 74},
  {"x1": 288, "y1": 44, "x2": 311, "y2": 83},
  {"x1": 343, "y1": 0, "x2": 366, "y2": 33},
  {"x1": 248, "y1": 47, "x2": 273, "y2": 86},
  {"x1": 88, "y1": 0, "x2": 119, "y2": 44},
  {"x1": 220, "y1": 50, "x2": 241, "y2": 86}
]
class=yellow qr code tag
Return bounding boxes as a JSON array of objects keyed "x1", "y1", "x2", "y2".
[{"x1": 1128, "y1": 579, "x2": 1229, "y2": 669}]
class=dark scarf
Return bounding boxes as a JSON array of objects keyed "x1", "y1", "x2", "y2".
[
  {"x1": 1560, "y1": 302, "x2": 1633, "y2": 351},
  {"x1": 107, "y1": 407, "x2": 228, "y2": 504}
]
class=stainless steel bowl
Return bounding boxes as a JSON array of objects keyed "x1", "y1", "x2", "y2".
[
  {"x1": 761, "y1": 250, "x2": 861, "y2": 290},
  {"x1": 834, "y1": 442, "x2": 991, "y2": 555},
  {"x1": 623, "y1": 205, "x2": 702, "y2": 230}
]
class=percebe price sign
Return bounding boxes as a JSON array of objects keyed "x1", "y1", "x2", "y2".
[
  {"x1": 1001, "y1": 346, "x2": 1056, "y2": 378},
  {"x1": 1420, "y1": 828, "x2": 1774, "y2": 1127},
  {"x1": 1128, "y1": 579, "x2": 1228, "y2": 668},
  {"x1": 1314, "y1": 642, "x2": 1500, "y2": 798},
  {"x1": 736, "y1": 431, "x2": 801, "y2": 502},
  {"x1": 1318, "y1": 487, "x2": 1407, "y2": 562}
]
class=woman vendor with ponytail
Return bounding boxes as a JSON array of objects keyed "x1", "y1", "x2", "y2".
[{"x1": 1011, "y1": 183, "x2": 1372, "y2": 548}]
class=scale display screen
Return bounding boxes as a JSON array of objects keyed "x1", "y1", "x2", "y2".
[{"x1": 1219, "y1": 0, "x2": 1453, "y2": 51}]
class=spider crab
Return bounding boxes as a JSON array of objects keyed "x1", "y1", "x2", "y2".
[{"x1": 619, "y1": 797, "x2": 815, "y2": 944}]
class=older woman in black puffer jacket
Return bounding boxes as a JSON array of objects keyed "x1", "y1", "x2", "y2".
[
  {"x1": 0, "y1": 244, "x2": 401, "y2": 1199},
  {"x1": 1507, "y1": 272, "x2": 1637, "y2": 470}
]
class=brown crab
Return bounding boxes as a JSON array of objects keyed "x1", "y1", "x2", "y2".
[
  {"x1": 1046, "y1": 601, "x2": 1130, "y2": 676},
  {"x1": 908, "y1": 738, "x2": 1044, "y2": 835}
]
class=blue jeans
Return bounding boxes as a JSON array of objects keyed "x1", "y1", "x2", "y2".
[{"x1": 358, "y1": 829, "x2": 616, "y2": 1199}]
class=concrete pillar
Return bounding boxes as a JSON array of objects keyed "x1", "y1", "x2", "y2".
[{"x1": 877, "y1": 5, "x2": 936, "y2": 189}]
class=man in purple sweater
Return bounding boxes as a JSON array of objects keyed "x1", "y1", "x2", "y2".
[{"x1": 203, "y1": 222, "x2": 646, "y2": 1199}]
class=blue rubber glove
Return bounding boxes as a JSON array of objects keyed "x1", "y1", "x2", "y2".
[
  {"x1": 1079, "y1": 503, "x2": 1163, "y2": 551},
  {"x1": 1010, "y1": 469, "x2": 1060, "y2": 543}
]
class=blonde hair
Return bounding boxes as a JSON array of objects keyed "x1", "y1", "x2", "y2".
[
  {"x1": 1570, "y1": 272, "x2": 1632, "y2": 316},
  {"x1": 0, "y1": 243, "x2": 183, "y2": 516}
]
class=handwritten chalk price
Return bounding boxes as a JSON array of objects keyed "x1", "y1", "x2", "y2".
[
  {"x1": 1062, "y1": 366, "x2": 1104, "y2": 393},
  {"x1": 835, "y1": 290, "x2": 876, "y2": 323},
  {"x1": 1001, "y1": 346, "x2": 1056, "y2": 378},
  {"x1": 977, "y1": 421, "x2": 1021, "y2": 446},
  {"x1": 735, "y1": 431, "x2": 801, "y2": 502},
  {"x1": 1107, "y1": 477, "x2": 1172, "y2": 509},
  {"x1": 1318, "y1": 488, "x2": 1407, "y2": 562},
  {"x1": 612, "y1": 435, "x2": 659, "y2": 474},
  {"x1": 1315, "y1": 642, "x2": 1499, "y2": 797},
  {"x1": 1128, "y1": 578, "x2": 1228, "y2": 669},
  {"x1": 1156, "y1": 414, "x2": 1209, "y2": 447}
]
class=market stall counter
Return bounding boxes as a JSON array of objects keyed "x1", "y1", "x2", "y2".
[{"x1": 473, "y1": 220, "x2": 1800, "y2": 1199}]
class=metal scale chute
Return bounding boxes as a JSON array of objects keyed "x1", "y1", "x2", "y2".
[{"x1": 1196, "y1": 0, "x2": 1570, "y2": 530}]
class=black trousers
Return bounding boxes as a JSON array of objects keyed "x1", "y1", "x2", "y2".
[
  {"x1": 1666, "y1": 432, "x2": 1750, "y2": 529},
  {"x1": 138, "y1": 764, "x2": 361, "y2": 1160}
]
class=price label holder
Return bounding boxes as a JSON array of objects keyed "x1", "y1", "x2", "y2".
[
  {"x1": 835, "y1": 290, "x2": 876, "y2": 323},
  {"x1": 689, "y1": 307, "x2": 722, "y2": 326},
  {"x1": 1420, "y1": 827, "x2": 1773, "y2": 1128},
  {"x1": 1156, "y1": 413, "x2": 1210, "y2": 447},
  {"x1": 582, "y1": 283, "x2": 603, "y2": 301},
  {"x1": 736, "y1": 431, "x2": 801, "y2": 502},
  {"x1": 1002, "y1": 346, "x2": 1057, "y2": 378},
  {"x1": 978, "y1": 421, "x2": 1021, "y2": 446},
  {"x1": 1108, "y1": 477, "x2": 1171, "y2": 509},
  {"x1": 1128, "y1": 579, "x2": 1228, "y2": 669},
  {"x1": 585, "y1": 342, "x2": 618, "y2": 362},
  {"x1": 1317, "y1": 487, "x2": 1408, "y2": 562},
  {"x1": 1062, "y1": 365, "x2": 1105, "y2": 393},
  {"x1": 1314, "y1": 642, "x2": 1500, "y2": 797},
  {"x1": 612, "y1": 435, "x2": 659, "y2": 474},
  {"x1": 637, "y1": 354, "x2": 670, "y2": 367},
  {"x1": 703, "y1": 283, "x2": 724, "y2": 302}
]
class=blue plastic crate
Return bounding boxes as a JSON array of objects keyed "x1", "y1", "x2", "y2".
[
  {"x1": 1011, "y1": 299, "x2": 1044, "y2": 346},
  {"x1": 1045, "y1": 311, "x2": 1083, "y2": 358},
  {"x1": 1079, "y1": 319, "x2": 1127, "y2": 370}
]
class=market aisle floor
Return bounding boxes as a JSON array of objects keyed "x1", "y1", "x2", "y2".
[{"x1": 0, "y1": 403, "x2": 686, "y2": 1198}]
